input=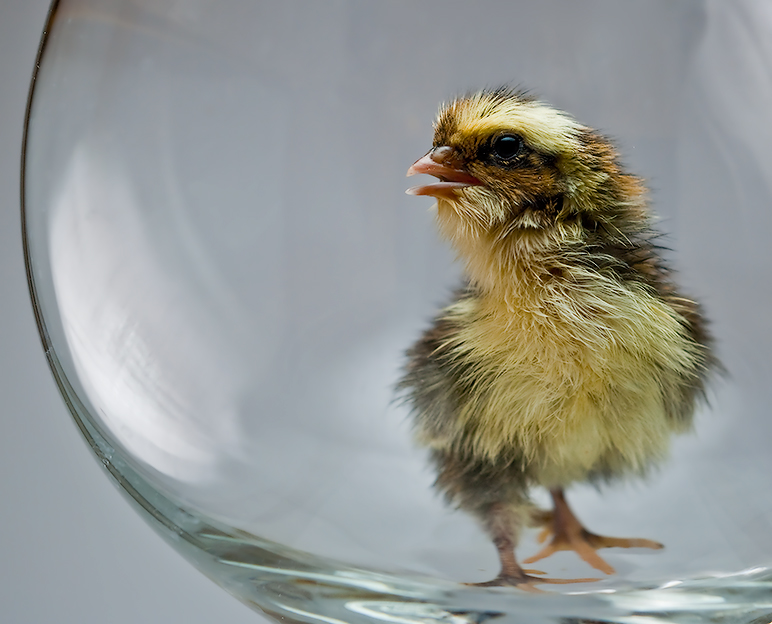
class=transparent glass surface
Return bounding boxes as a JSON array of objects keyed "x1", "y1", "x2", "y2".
[{"x1": 22, "y1": 0, "x2": 772, "y2": 622}]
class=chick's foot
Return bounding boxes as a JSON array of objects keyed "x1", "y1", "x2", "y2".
[
  {"x1": 470, "y1": 571, "x2": 598, "y2": 591},
  {"x1": 473, "y1": 521, "x2": 599, "y2": 590},
  {"x1": 523, "y1": 489, "x2": 663, "y2": 575}
]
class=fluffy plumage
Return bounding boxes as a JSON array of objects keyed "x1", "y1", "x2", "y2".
[{"x1": 399, "y1": 88, "x2": 716, "y2": 586}]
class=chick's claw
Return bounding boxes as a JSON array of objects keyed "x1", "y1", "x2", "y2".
[
  {"x1": 525, "y1": 489, "x2": 664, "y2": 575},
  {"x1": 525, "y1": 528, "x2": 663, "y2": 575},
  {"x1": 468, "y1": 571, "x2": 599, "y2": 592}
]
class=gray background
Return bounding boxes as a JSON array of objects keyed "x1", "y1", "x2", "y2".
[
  {"x1": 0, "y1": 1, "x2": 258, "y2": 622},
  {"x1": 4, "y1": 0, "x2": 772, "y2": 622}
]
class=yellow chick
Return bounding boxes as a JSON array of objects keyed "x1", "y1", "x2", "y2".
[{"x1": 399, "y1": 88, "x2": 716, "y2": 587}]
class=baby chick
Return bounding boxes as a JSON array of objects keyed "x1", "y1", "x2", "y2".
[{"x1": 399, "y1": 88, "x2": 715, "y2": 587}]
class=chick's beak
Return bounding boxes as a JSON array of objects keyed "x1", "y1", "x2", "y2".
[{"x1": 406, "y1": 146, "x2": 482, "y2": 199}]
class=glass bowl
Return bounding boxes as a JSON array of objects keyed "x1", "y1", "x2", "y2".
[{"x1": 22, "y1": 1, "x2": 772, "y2": 622}]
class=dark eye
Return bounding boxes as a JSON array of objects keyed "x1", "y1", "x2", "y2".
[{"x1": 491, "y1": 134, "x2": 523, "y2": 161}]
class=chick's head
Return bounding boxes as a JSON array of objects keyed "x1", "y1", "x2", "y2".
[{"x1": 408, "y1": 88, "x2": 645, "y2": 240}]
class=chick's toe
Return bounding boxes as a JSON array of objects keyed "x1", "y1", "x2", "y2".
[{"x1": 524, "y1": 490, "x2": 664, "y2": 575}]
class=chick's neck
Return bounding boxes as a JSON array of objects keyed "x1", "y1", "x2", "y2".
[{"x1": 436, "y1": 198, "x2": 587, "y2": 302}]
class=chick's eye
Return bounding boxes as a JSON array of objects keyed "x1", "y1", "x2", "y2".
[{"x1": 491, "y1": 134, "x2": 522, "y2": 161}]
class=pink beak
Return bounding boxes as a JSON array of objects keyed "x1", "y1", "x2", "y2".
[{"x1": 406, "y1": 147, "x2": 482, "y2": 199}]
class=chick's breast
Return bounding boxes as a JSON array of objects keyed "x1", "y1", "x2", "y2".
[{"x1": 404, "y1": 261, "x2": 707, "y2": 492}]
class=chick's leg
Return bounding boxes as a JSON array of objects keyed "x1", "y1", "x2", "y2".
[
  {"x1": 472, "y1": 503, "x2": 596, "y2": 588},
  {"x1": 474, "y1": 502, "x2": 535, "y2": 587},
  {"x1": 523, "y1": 489, "x2": 663, "y2": 574}
]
